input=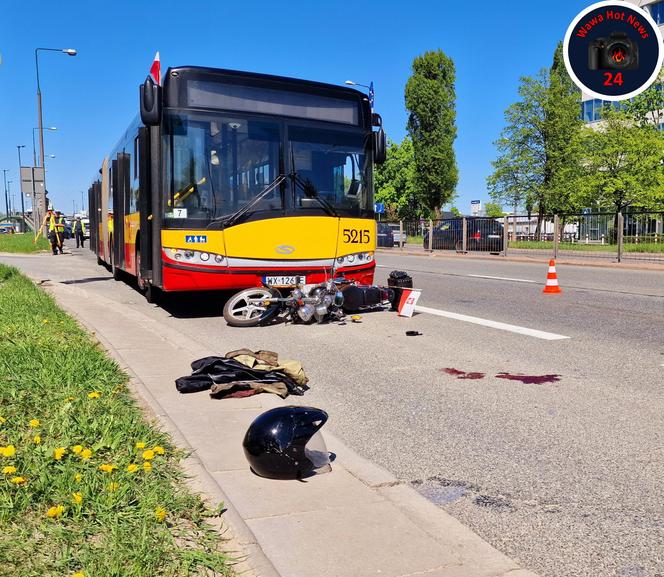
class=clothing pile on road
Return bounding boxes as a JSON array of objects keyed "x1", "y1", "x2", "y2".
[{"x1": 175, "y1": 349, "x2": 309, "y2": 399}]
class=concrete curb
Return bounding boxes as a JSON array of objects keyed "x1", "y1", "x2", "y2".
[{"x1": 377, "y1": 248, "x2": 664, "y2": 271}]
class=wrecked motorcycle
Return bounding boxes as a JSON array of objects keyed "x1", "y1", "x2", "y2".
[{"x1": 222, "y1": 278, "x2": 393, "y2": 327}]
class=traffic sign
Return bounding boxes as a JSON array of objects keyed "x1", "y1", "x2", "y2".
[
  {"x1": 374, "y1": 203, "x2": 385, "y2": 214},
  {"x1": 20, "y1": 167, "x2": 45, "y2": 196}
]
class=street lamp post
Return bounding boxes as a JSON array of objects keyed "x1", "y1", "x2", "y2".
[
  {"x1": 17, "y1": 145, "x2": 26, "y2": 230},
  {"x1": 344, "y1": 79, "x2": 375, "y2": 111},
  {"x1": 2, "y1": 169, "x2": 8, "y2": 220},
  {"x1": 33, "y1": 126, "x2": 56, "y2": 167},
  {"x1": 7, "y1": 182, "x2": 13, "y2": 216},
  {"x1": 35, "y1": 47, "x2": 76, "y2": 232}
]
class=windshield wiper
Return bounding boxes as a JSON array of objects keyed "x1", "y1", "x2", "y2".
[
  {"x1": 206, "y1": 174, "x2": 286, "y2": 229},
  {"x1": 288, "y1": 146, "x2": 338, "y2": 217}
]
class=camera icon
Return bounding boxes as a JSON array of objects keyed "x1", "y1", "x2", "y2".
[{"x1": 588, "y1": 32, "x2": 639, "y2": 70}]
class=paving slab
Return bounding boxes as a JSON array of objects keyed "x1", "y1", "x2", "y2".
[
  {"x1": 247, "y1": 501, "x2": 461, "y2": 577},
  {"x1": 212, "y1": 467, "x2": 384, "y2": 519}
]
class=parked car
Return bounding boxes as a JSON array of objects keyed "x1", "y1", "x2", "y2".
[
  {"x1": 423, "y1": 218, "x2": 504, "y2": 253},
  {"x1": 376, "y1": 222, "x2": 394, "y2": 247},
  {"x1": 387, "y1": 223, "x2": 408, "y2": 246}
]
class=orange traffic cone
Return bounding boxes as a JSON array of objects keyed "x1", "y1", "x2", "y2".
[{"x1": 543, "y1": 260, "x2": 562, "y2": 294}]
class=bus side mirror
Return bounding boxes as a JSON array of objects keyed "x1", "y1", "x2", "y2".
[
  {"x1": 373, "y1": 128, "x2": 386, "y2": 165},
  {"x1": 140, "y1": 75, "x2": 162, "y2": 126}
]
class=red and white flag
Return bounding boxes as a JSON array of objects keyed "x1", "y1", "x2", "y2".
[{"x1": 150, "y1": 51, "x2": 161, "y2": 85}]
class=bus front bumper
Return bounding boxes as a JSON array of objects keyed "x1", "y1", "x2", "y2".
[{"x1": 161, "y1": 256, "x2": 376, "y2": 292}]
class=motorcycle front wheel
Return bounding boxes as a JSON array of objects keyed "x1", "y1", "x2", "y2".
[{"x1": 223, "y1": 287, "x2": 281, "y2": 327}]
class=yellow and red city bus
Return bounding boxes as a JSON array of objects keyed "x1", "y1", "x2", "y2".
[{"x1": 89, "y1": 65, "x2": 386, "y2": 302}]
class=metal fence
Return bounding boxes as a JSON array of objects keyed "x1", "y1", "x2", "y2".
[{"x1": 376, "y1": 211, "x2": 664, "y2": 263}]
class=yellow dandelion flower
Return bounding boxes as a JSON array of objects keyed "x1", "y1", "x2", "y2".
[
  {"x1": 33, "y1": 435, "x2": 41, "y2": 445},
  {"x1": 0, "y1": 416, "x2": 5, "y2": 424},
  {"x1": 126, "y1": 464, "x2": 138, "y2": 473},
  {"x1": 98, "y1": 464, "x2": 117, "y2": 473},
  {"x1": 46, "y1": 505, "x2": 65, "y2": 518},
  {"x1": 135, "y1": 441, "x2": 146, "y2": 449},
  {"x1": 80, "y1": 449, "x2": 92, "y2": 460},
  {"x1": 87, "y1": 391, "x2": 101, "y2": 399},
  {"x1": 108, "y1": 482, "x2": 119, "y2": 492},
  {"x1": 10, "y1": 476, "x2": 26, "y2": 485},
  {"x1": 72, "y1": 492, "x2": 83, "y2": 504},
  {"x1": 72, "y1": 573, "x2": 86, "y2": 577},
  {"x1": 142, "y1": 449, "x2": 155, "y2": 461},
  {"x1": 155, "y1": 507, "x2": 167, "y2": 522},
  {"x1": 142, "y1": 461, "x2": 152, "y2": 472},
  {"x1": 42, "y1": 319, "x2": 49, "y2": 324},
  {"x1": 28, "y1": 419, "x2": 40, "y2": 428},
  {"x1": 3, "y1": 466, "x2": 17, "y2": 474},
  {"x1": 66, "y1": 396, "x2": 76, "y2": 402},
  {"x1": 71, "y1": 445, "x2": 83, "y2": 454},
  {"x1": 2, "y1": 445, "x2": 16, "y2": 458},
  {"x1": 53, "y1": 447, "x2": 67, "y2": 461},
  {"x1": 74, "y1": 473, "x2": 82, "y2": 482},
  {"x1": 152, "y1": 446, "x2": 165, "y2": 455}
]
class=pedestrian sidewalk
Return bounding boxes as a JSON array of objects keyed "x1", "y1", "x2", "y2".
[{"x1": 40, "y1": 277, "x2": 539, "y2": 577}]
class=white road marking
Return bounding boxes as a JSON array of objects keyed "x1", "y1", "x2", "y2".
[
  {"x1": 414, "y1": 305, "x2": 571, "y2": 341},
  {"x1": 467, "y1": 274, "x2": 538, "y2": 284}
]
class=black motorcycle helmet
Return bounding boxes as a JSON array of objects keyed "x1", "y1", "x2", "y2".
[{"x1": 243, "y1": 406, "x2": 330, "y2": 480}]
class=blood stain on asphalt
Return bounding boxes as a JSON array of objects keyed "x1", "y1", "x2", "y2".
[
  {"x1": 441, "y1": 368, "x2": 485, "y2": 380},
  {"x1": 496, "y1": 372, "x2": 561, "y2": 385}
]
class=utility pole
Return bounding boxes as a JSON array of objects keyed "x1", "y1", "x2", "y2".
[
  {"x1": 17, "y1": 145, "x2": 26, "y2": 230},
  {"x1": 2, "y1": 169, "x2": 9, "y2": 220}
]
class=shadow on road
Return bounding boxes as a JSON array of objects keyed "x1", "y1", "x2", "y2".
[
  {"x1": 60, "y1": 277, "x2": 114, "y2": 285},
  {"x1": 153, "y1": 289, "x2": 231, "y2": 319}
]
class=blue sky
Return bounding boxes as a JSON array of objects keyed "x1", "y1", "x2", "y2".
[{"x1": 0, "y1": 0, "x2": 592, "y2": 215}]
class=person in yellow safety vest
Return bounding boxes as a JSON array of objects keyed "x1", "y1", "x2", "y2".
[
  {"x1": 48, "y1": 210, "x2": 65, "y2": 255},
  {"x1": 72, "y1": 216, "x2": 86, "y2": 248}
]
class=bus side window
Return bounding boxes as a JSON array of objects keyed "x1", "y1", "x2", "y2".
[{"x1": 130, "y1": 136, "x2": 140, "y2": 213}]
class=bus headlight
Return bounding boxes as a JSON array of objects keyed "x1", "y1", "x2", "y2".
[
  {"x1": 335, "y1": 252, "x2": 374, "y2": 267},
  {"x1": 166, "y1": 248, "x2": 227, "y2": 267}
]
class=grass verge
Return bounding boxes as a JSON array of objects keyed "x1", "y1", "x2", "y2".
[
  {"x1": 510, "y1": 240, "x2": 664, "y2": 253},
  {"x1": 0, "y1": 264, "x2": 233, "y2": 577},
  {"x1": 0, "y1": 233, "x2": 50, "y2": 253}
]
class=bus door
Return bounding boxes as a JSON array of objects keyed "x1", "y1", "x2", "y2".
[
  {"x1": 111, "y1": 153, "x2": 129, "y2": 271},
  {"x1": 100, "y1": 157, "x2": 110, "y2": 262},
  {"x1": 138, "y1": 127, "x2": 154, "y2": 285}
]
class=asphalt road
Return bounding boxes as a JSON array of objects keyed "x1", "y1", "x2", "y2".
[{"x1": 3, "y1": 245, "x2": 663, "y2": 577}]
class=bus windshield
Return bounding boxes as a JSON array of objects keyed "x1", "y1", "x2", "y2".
[{"x1": 163, "y1": 110, "x2": 372, "y2": 228}]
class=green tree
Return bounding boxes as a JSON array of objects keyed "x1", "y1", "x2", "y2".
[
  {"x1": 543, "y1": 43, "x2": 584, "y2": 216},
  {"x1": 487, "y1": 43, "x2": 583, "y2": 232},
  {"x1": 405, "y1": 49, "x2": 458, "y2": 213},
  {"x1": 625, "y1": 70, "x2": 664, "y2": 127},
  {"x1": 578, "y1": 109, "x2": 664, "y2": 232},
  {"x1": 484, "y1": 202, "x2": 504, "y2": 217},
  {"x1": 487, "y1": 71, "x2": 547, "y2": 219},
  {"x1": 373, "y1": 137, "x2": 420, "y2": 220},
  {"x1": 449, "y1": 206, "x2": 461, "y2": 216}
]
